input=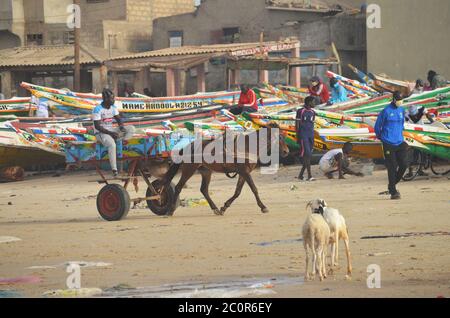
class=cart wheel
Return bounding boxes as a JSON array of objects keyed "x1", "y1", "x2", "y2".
[
  {"x1": 96, "y1": 184, "x2": 130, "y2": 221},
  {"x1": 430, "y1": 156, "x2": 450, "y2": 176},
  {"x1": 402, "y1": 148, "x2": 423, "y2": 181},
  {"x1": 146, "y1": 180, "x2": 180, "y2": 216}
]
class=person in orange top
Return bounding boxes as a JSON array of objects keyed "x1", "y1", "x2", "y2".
[
  {"x1": 230, "y1": 85, "x2": 259, "y2": 115},
  {"x1": 308, "y1": 76, "x2": 330, "y2": 105}
]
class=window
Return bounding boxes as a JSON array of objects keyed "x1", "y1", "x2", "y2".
[
  {"x1": 222, "y1": 27, "x2": 240, "y2": 43},
  {"x1": 169, "y1": 31, "x2": 183, "y2": 48},
  {"x1": 63, "y1": 31, "x2": 75, "y2": 44},
  {"x1": 27, "y1": 34, "x2": 43, "y2": 46}
]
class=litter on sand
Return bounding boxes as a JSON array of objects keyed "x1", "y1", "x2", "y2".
[
  {"x1": 0, "y1": 276, "x2": 41, "y2": 285},
  {"x1": 180, "y1": 198, "x2": 209, "y2": 208},
  {"x1": 361, "y1": 231, "x2": 450, "y2": 240},
  {"x1": 43, "y1": 288, "x2": 103, "y2": 298},
  {"x1": 0, "y1": 290, "x2": 22, "y2": 298},
  {"x1": 367, "y1": 252, "x2": 392, "y2": 256},
  {"x1": 250, "y1": 238, "x2": 303, "y2": 247},
  {"x1": 27, "y1": 261, "x2": 112, "y2": 270},
  {"x1": 0, "y1": 236, "x2": 21, "y2": 244},
  {"x1": 100, "y1": 276, "x2": 302, "y2": 298}
]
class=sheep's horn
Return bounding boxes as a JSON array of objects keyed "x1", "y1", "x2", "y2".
[{"x1": 306, "y1": 201, "x2": 312, "y2": 211}]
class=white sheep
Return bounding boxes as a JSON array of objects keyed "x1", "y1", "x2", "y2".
[
  {"x1": 307, "y1": 199, "x2": 352, "y2": 277},
  {"x1": 302, "y1": 213, "x2": 331, "y2": 281}
]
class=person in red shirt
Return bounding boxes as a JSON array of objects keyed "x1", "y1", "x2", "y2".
[
  {"x1": 230, "y1": 85, "x2": 259, "y2": 115},
  {"x1": 308, "y1": 76, "x2": 330, "y2": 105}
]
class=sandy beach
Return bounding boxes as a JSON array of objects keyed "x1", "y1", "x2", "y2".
[{"x1": 0, "y1": 164, "x2": 449, "y2": 298}]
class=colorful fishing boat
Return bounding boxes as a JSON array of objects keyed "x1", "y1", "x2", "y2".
[
  {"x1": 0, "y1": 97, "x2": 34, "y2": 116},
  {"x1": 0, "y1": 122, "x2": 65, "y2": 169},
  {"x1": 20, "y1": 82, "x2": 243, "y2": 117},
  {"x1": 20, "y1": 82, "x2": 288, "y2": 117}
]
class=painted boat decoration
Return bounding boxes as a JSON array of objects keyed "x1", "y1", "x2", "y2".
[
  {"x1": 20, "y1": 82, "x2": 288, "y2": 117},
  {"x1": 0, "y1": 122, "x2": 65, "y2": 169},
  {"x1": 0, "y1": 97, "x2": 35, "y2": 116}
]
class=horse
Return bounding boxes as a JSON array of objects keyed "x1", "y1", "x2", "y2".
[{"x1": 163, "y1": 124, "x2": 289, "y2": 216}]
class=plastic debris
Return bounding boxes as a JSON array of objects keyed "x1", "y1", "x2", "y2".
[
  {"x1": 27, "y1": 261, "x2": 112, "y2": 270},
  {"x1": 250, "y1": 238, "x2": 303, "y2": 247},
  {"x1": 0, "y1": 290, "x2": 22, "y2": 298},
  {"x1": 367, "y1": 252, "x2": 392, "y2": 256},
  {"x1": 180, "y1": 198, "x2": 209, "y2": 208},
  {"x1": 290, "y1": 185, "x2": 298, "y2": 191},
  {"x1": 43, "y1": 288, "x2": 102, "y2": 298},
  {"x1": 0, "y1": 236, "x2": 21, "y2": 244},
  {"x1": 0, "y1": 276, "x2": 41, "y2": 285},
  {"x1": 100, "y1": 276, "x2": 303, "y2": 298}
]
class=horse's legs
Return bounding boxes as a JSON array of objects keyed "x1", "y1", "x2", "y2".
[
  {"x1": 199, "y1": 168, "x2": 220, "y2": 215},
  {"x1": 241, "y1": 172, "x2": 268, "y2": 213},
  {"x1": 220, "y1": 175, "x2": 245, "y2": 214},
  {"x1": 174, "y1": 164, "x2": 200, "y2": 201}
]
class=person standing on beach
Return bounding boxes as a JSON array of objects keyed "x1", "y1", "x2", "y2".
[
  {"x1": 296, "y1": 96, "x2": 316, "y2": 181},
  {"x1": 93, "y1": 88, "x2": 135, "y2": 177},
  {"x1": 374, "y1": 91, "x2": 408, "y2": 200}
]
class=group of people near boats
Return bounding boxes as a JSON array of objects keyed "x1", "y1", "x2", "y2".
[
  {"x1": 295, "y1": 69, "x2": 448, "y2": 200},
  {"x1": 85, "y1": 68, "x2": 448, "y2": 200}
]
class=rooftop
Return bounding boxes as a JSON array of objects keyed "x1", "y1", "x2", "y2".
[{"x1": 0, "y1": 45, "x2": 128, "y2": 68}]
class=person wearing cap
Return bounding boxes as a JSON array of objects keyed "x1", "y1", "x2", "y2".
[
  {"x1": 374, "y1": 91, "x2": 408, "y2": 200},
  {"x1": 308, "y1": 76, "x2": 330, "y2": 105},
  {"x1": 230, "y1": 84, "x2": 258, "y2": 115},
  {"x1": 296, "y1": 96, "x2": 316, "y2": 181},
  {"x1": 405, "y1": 105, "x2": 434, "y2": 125},
  {"x1": 411, "y1": 79, "x2": 425, "y2": 95},
  {"x1": 328, "y1": 78, "x2": 348, "y2": 105},
  {"x1": 427, "y1": 70, "x2": 447, "y2": 91},
  {"x1": 93, "y1": 88, "x2": 136, "y2": 177}
]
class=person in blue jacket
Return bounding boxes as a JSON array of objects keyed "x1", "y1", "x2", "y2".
[
  {"x1": 327, "y1": 78, "x2": 348, "y2": 105},
  {"x1": 374, "y1": 91, "x2": 408, "y2": 200}
]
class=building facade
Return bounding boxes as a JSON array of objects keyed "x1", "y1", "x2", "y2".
[
  {"x1": 0, "y1": 0, "x2": 196, "y2": 52},
  {"x1": 367, "y1": 0, "x2": 450, "y2": 82},
  {"x1": 152, "y1": 0, "x2": 366, "y2": 91}
]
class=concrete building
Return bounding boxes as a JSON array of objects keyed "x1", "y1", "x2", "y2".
[
  {"x1": 0, "y1": 0, "x2": 196, "y2": 52},
  {"x1": 153, "y1": 0, "x2": 366, "y2": 91},
  {"x1": 80, "y1": 0, "x2": 196, "y2": 53},
  {"x1": 367, "y1": 0, "x2": 450, "y2": 82},
  {"x1": 0, "y1": 0, "x2": 74, "y2": 49}
]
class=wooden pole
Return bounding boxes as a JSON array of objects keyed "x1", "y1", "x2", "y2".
[
  {"x1": 331, "y1": 42, "x2": 342, "y2": 75},
  {"x1": 74, "y1": 0, "x2": 81, "y2": 92}
]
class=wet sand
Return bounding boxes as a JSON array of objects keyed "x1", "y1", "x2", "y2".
[{"x1": 0, "y1": 165, "x2": 449, "y2": 298}]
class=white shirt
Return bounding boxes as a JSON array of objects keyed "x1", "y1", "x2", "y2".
[
  {"x1": 33, "y1": 96, "x2": 50, "y2": 117},
  {"x1": 319, "y1": 148, "x2": 343, "y2": 168},
  {"x1": 92, "y1": 104, "x2": 119, "y2": 133}
]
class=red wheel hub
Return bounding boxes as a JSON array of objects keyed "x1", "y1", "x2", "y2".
[{"x1": 99, "y1": 189, "x2": 120, "y2": 217}]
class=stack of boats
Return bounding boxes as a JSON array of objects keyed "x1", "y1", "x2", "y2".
[{"x1": 0, "y1": 71, "x2": 449, "y2": 171}]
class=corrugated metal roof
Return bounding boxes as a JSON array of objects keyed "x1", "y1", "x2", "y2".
[
  {"x1": 110, "y1": 40, "x2": 300, "y2": 61},
  {"x1": 0, "y1": 45, "x2": 128, "y2": 68}
]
